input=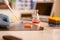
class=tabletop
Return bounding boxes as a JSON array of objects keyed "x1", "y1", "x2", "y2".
[{"x1": 9, "y1": 21, "x2": 50, "y2": 31}]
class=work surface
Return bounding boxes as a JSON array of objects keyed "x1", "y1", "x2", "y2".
[
  {"x1": 9, "y1": 21, "x2": 60, "y2": 31},
  {"x1": 9, "y1": 21, "x2": 50, "y2": 31},
  {"x1": 0, "y1": 29, "x2": 60, "y2": 40},
  {"x1": 0, "y1": 22, "x2": 60, "y2": 40}
]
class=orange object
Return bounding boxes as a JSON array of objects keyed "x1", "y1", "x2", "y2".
[
  {"x1": 24, "y1": 24, "x2": 32, "y2": 28},
  {"x1": 48, "y1": 17, "x2": 60, "y2": 22}
]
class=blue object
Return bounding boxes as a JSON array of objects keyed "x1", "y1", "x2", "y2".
[
  {"x1": 0, "y1": 0, "x2": 3, "y2": 2},
  {"x1": 49, "y1": 24, "x2": 60, "y2": 27},
  {"x1": 19, "y1": 0, "x2": 23, "y2": 2},
  {"x1": 0, "y1": 14, "x2": 10, "y2": 30},
  {"x1": 31, "y1": 0, "x2": 36, "y2": 9}
]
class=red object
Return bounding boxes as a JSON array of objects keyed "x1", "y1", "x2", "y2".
[
  {"x1": 24, "y1": 24, "x2": 32, "y2": 28},
  {"x1": 32, "y1": 21, "x2": 40, "y2": 24},
  {"x1": 32, "y1": 20, "x2": 40, "y2": 24}
]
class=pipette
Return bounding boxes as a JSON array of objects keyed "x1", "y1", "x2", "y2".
[{"x1": 4, "y1": 0, "x2": 19, "y2": 21}]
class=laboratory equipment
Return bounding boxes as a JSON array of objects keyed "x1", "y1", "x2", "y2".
[
  {"x1": 0, "y1": 14, "x2": 10, "y2": 30},
  {"x1": 4, "y1": 0, "x2": 20, "y2": 22},
  {"x1": 32, "y1": 10, "x2": 40, "y2": 25},
  {"x1": 48, "y1": 17, "x2": 60, "y2": 27},
  {"x1": 32, "y1": 10, "x2": 41, "y2": 30}
]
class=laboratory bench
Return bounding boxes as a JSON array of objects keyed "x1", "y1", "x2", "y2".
[
  {"x1": 0, "y1": 22, "x2": 60, "y2": 40},
  {"x1": 8, "y1": 21, "x2": 47, "y2": 31},
  {"x1": 0, "y1": 20, "x2": 60, "y2": 31},
  {"x1": 8, "y1": 21, "x2": 60, "y2": 31}
]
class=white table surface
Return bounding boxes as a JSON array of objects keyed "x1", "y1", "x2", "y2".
[
  {"x1": 0, "y1": 22, "x2": 60, "y2": 40},
  {"x1": 0, "y1": 31, "x2": 53, "y2": 40}
]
